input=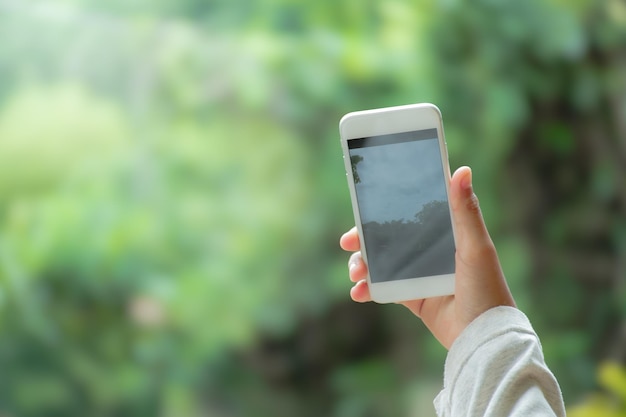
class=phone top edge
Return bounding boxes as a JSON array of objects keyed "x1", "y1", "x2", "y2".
[
  {"x1": 341, "y1": 102, "x2": 439, "y2": 119},
  {"x1": 340, "y1": 103, "x2": 443, "y2": 141}
]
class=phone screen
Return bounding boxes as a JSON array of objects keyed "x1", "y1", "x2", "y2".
[{"x1": 348, "y1": 128, "x2": 455, "y2": 283}]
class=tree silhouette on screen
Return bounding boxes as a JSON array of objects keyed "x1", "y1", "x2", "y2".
[
  {"x1": 361, "y1": 200, "x2": 453, "y2": 280},
  {"x1": 350, "y1": 155, "x2": 363, "y2": 184}
]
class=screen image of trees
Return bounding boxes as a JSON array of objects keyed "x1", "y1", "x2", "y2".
[{"x1": 362, "y1": 200, "x2": 455, "y2": 282}]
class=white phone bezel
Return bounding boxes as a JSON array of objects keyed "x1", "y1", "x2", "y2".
[{"x1": 340, "y1": 103, "x2": 456, "y2": 303}]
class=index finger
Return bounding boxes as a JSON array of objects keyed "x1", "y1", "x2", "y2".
[{"x1": 340, "y1": 226, "x2": 361, "y2": 251}]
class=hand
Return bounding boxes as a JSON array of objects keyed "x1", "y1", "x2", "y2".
[{"x1": 339, "y1": 166, "x2": 516, "y2": 350}]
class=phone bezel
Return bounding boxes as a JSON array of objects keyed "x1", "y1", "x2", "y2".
[{"x1": 340, "y1": 103, "x2": 456, "y2": 303}]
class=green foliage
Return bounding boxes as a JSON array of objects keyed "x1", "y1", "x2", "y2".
[
  {"x1": 568, "y1": 362, "x2": 626, "y2": 417},
  {"x1": 0, "y1": 85, "x2": 128, "y2": 195},
  {"x1": 0, "y1": 0, "x2": 624, "y2": 415}
]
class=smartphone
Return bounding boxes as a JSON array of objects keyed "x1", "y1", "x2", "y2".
[{"x1": 340, "y1": 103, "x2": 456, "y2": 303}]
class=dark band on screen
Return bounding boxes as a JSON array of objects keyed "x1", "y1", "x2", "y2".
[{"x1": 348, "y1": 128, "x2": 438, "y2": 149}]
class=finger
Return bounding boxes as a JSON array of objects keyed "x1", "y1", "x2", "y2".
[
  {"x1": 449, "y1": 166, "x2": 516, "y2": 313},
  {"x1": 340, "y1": 226, "x2": 360, "y2": 251},
  {"x1": 449, "y1": 166, "x2": 495, "y2": 261},
  {"x1": 348, "y1": 251, "x2": 368, "y2": 282},
  {"x1": 350, "y1": 279, "x2": 372, "y2": 302}
]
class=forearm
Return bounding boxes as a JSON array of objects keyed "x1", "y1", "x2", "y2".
[{"x1": 434, "y1": 306, "x2": 566, "y2": 417}]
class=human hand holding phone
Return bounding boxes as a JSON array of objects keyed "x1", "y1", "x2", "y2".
[{"x1": 340, "y1": 166, "x2": 516, "y2": 350}]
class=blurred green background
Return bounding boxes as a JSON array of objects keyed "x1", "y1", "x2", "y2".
[{"x1": 0, "y1": 0, "x2": 625, "y2": 416}]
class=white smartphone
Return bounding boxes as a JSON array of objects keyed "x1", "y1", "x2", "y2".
[{"x1": 340, "y1": 103, "x2": 456, "y2": 303}]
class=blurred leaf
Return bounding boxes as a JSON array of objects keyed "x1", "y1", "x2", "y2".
[{"x1": 600, "y1": 362, "x2": 626, "y2": 400}]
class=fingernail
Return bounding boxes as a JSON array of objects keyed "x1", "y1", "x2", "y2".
[
  {"x1": 461, "y1": 168, "x2": 472, "y2": 191},
  {"x1": 349, "y1": 260, "x2": 358, "y2": 273}
]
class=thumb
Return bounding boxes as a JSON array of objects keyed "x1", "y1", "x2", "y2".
[
  {"x1": 449, "y1": 166, "x2": 516, "y2": 313},
  {"x1": 449, "y1": 166, "x2": 494, "y2": 262}
]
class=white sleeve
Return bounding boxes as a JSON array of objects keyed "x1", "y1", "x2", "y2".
[{"x1": 433, "y1": 306, "x2": 566, "y2": 417}]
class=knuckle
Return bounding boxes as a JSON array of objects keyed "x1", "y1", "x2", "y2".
[
  {"x1": 457, "y1": 240, "x2": 498, "y2": 268},
  {"x1": 466, "y1": 192, "x2": 481, "y2": 214}
]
